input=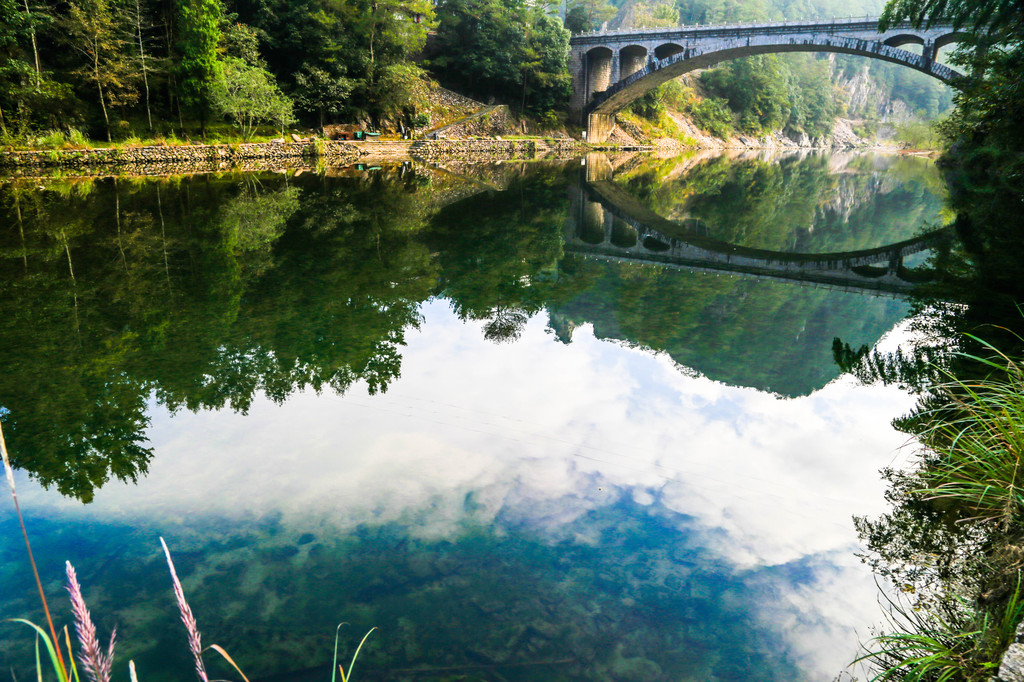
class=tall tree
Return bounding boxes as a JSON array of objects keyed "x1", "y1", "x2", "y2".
[
  {"x1": 62, "y1": 0, "x2": 138, "y2": 140},
  {"x1": 431, "y1": 0, "x2": 570, "y2": 115},
  {"x1": 176, "y1": 0, "x2": 221, "y2": 136},
  {"x1": 564, "y1": 0, "x2": 616, "y2": 33}
]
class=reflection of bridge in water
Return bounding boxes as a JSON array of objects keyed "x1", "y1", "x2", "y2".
[{"x1": 566, "y1": 162, "x2": 954, "y2": 296}]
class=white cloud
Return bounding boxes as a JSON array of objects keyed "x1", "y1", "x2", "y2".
[{"x1": 15, "y1": 299, "x2": 919, "y2": 678}]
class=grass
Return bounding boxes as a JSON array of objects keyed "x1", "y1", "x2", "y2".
[
  {"x1": 1, "y1": 122, "x2": 306, "y2": 153},
  {"x1": 0, "y1": 420, "x2": 376, "y2": 681},
  {"x1": 857, "y1": 574, "x2": 1024, "y2": 681},
  {"x1": 856, "y1": 337, "x2": 1024, "y2": 680},
  {"x1": 913, "y1": 339, "x2": 1024, "y2": 526}
]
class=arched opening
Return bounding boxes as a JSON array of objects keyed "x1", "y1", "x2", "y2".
[
  {"x1": 654, "y1": 43, "x2": 684, "y2": 60},
  {"x1": 883, "y1": 34, "x2": 925, "y2": 48},
  {"x1": 620, "y1": 45, "x2": 648, "y2": 80},
  {"x1": 611, "y1": 219, "x2": 637, "y2": 248},
  {"x1": 935, "y1": 31, "x2": 967, "y2": 49},
  {"x1": 581, "y1": 201, "x2": 606, "y2": 244},
  {"x1": 643, "y1": 236, "x2": 671, "y2": 252},
  {"x1": 586, "y1": 47, "x2": 614, "y2": 99}
]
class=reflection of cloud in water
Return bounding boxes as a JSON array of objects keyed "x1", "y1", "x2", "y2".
[{"x1": 18, "y1": 299, "x2": 916, "y2": 678}]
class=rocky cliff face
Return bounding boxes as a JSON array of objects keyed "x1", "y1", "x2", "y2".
[{"x1": 833, "y1": 60, "x2": 917, "y2": 124}]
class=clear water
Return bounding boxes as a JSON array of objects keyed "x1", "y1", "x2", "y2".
[{"x1": 0, "y1": 151, "x2": 947, "y2": 681}]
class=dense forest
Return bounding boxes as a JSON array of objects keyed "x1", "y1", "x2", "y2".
[
  {"x1": 0, "y1": 0, "x2": 958, "y2": 145},
  {"x1": 0, "y1": 0, "x2": 573, "y2": 142}
]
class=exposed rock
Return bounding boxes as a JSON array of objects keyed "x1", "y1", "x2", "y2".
[
  {"x1": 428, "y1": 105, "x2": 519, "y2": 139},
  {"x1": 999, "y1": 622, "x2": 1024, "y2": 680},
  {"x1": 289, "y1": 133, "x2": 301, "y2": 142}
]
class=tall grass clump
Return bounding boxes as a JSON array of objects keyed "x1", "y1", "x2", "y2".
[
  {"x1": 856, "y1": 338, "x2": 1024, "y2": 680},
  {"x1": 858, "y1": 573, "x2": 1024, "y2": 681},
  {"x1": 914, "y1": 342, "x2": 1024, "y2": 527}
]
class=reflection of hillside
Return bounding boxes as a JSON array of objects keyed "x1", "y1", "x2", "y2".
[
  {"x1": 608, "y1": 152, "x2": 946, "y2": 254},
  {"x1": 549, "y1": 258, "x2": 909, "y2": 397}
]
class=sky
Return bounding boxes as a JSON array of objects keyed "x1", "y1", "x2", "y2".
[{"x1": 8, "y1": 298, "x2": 921, "y2": 679}]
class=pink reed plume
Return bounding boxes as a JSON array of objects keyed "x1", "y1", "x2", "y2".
[
  {"x1": 65, "y1": 561, "x2": 116, "y2": 682},
  {"x1": 160, "y1": 537, "x2": 209, "y2": 682}
]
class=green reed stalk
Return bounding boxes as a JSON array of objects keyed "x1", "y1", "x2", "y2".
[
  {"x1": 0, "y1": 421, "x2": 69, "y2": 679},
  {"x1": 914, "y1": 343, "x2": 1024, "y2": 525}
]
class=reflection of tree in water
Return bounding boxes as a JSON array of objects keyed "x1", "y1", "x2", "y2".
[
  {"x1": 0, "y1": 172, "x2": 439, "y2": 501},
  {"x1": 609, "y1": 153, "x2": 946, "y2": 254},
  {"x1": 0, "y1": 166, "x2": 584, "y2": 502},
  {"x1": 836, "y1": 148, "x2": 1024, "y2": 674}
]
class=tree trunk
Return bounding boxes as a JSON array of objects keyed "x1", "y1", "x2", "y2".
[
  {"x1": 156, "y1": 184, "x2": 171, "y2": 290},
  {"x1": 14, "y1": 193, "x2": 27, "y2": 272},
  {"x1": 135, "y1": 0, "x2": 153, "y2": 130},
  {"x1": 22, "y1": 0, "x2": 41, "y2": 87},
  {"x1": 93, "y1": 40, "x2": 112, "y2": 141}
]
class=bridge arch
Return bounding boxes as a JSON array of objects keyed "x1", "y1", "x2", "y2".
[
  {"x1": 935, "y1": 30, "x2": 968, "y2": 49},
  {"x1": 584, "y1": 47, "x2": 615, "y2": 101},
  {"x1": 583, "y1": 34, "x2": 963, "y2": 140},
  {"x1": 619, "y1": 45, "x2": 648, "y2": 79},
  {"x1": 882, "y1": 33, "x2": 925, "y2": 48},
  {"x1": 654, "y1": 43, "x2": 684, "y2": 60}
]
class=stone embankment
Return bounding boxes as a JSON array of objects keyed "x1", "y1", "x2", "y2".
[
  {"x1": 412, "y1": 138, "x2": 585, "y2": 161},
  {"x1": 0, "y1": 137, "x2": 589, "y2": 174},
  {"x1": 0, "y1": 140, "x2": 361, "y2": 172}
]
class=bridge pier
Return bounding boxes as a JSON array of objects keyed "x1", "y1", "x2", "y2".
[
  {"x1": 587, "y1": 113, "x2": 615, "y2": 144},
  {"x1": 922, "y1": 40, "x2": 936, "y2": 65}
]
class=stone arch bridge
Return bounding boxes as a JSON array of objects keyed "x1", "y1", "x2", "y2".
[
  {"x1": 569, "y1": 18, "x2": 964, "y2": 142},
  {"x1": 565, "y1": 168, "x2": 954, "y2": 296}
]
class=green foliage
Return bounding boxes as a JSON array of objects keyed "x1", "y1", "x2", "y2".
[
  {"x1": 700, "y1": 55, "x2": 790, "y2": 134},
  {"x1": 430, "y1": 0, "x2": 571, "y2": 115},
  {"x1": 698, "y1": 54, "x2": 841, "y2": 137},
  {"x1": 211, "y1": 57, "x2": 295, "y2": 138},
  {"x1": 564, "y1": 0, "x2": 616, "y2": 33},
  {"x1": 628, "y1": 89, "x2": 665, "y2": 120},
  {"x1": 879, "y1": 0, "x2": 1024, "y2": 33},
  {"x1": 176, "y1": 0, "x2": 223, "y2": 128},
  {"x1": 60, "y1": 0, "x2": 139, "y2": 140},
  {"x1": 294, "y1": 65, "x2": 353, "y2": 129},
  {"x1": 858, "y1": 577, "x2": 1024, "y2": 682},
  {"x1": 658, "y1": 81, "x2": 733, "y2": 137},
  {"x1": 895, "y1": 118, "x2": 944, "y2": 149}
]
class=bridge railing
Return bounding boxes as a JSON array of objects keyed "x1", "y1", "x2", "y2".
[{"x1": 570, "y1": 16, "x2": 936, "y2": 41}]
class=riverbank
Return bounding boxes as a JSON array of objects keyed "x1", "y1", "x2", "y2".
[
  {"x1": 0, "y1": 137, "x2": 595, "y2": 172},
  {"x1": 0, "y1": 126, "x2": 918, "y2": 173}
]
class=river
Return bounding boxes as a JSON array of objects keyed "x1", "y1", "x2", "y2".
[{"x1": 0, "y1": 150, "x2": 951, "y2": 681}]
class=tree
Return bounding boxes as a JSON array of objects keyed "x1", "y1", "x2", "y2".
[
  {"x1": 211, "y1": 56, "x2": 294, "y2": 138},
  {"x1": 176, "y1": 0, "x2": 221, "y2": 136},
  {"x1": 294, "y1": 64, "x2": 353, "y2": 129},
  {"x1": 564, "y1": 0, "x2": 615, "y2": 34},
  {"x1": 431, "y1": 0, "x2": 570, "y2": 115},
  {"x1": 62, "y1": 0, "x2": 138, "y2": 140},
  {"x1": 700, "y1": 55, "x2": 791, "y2": 134},
  {"x1": 879, "y1": 0, "x2": 1024, "y2": 33}
]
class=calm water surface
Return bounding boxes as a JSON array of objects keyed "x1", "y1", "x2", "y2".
[{"x1": 0, "y1": 151, "x2": 948, "y2": 680}]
